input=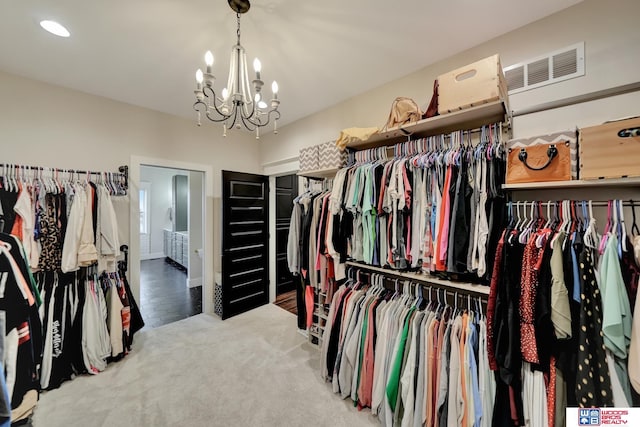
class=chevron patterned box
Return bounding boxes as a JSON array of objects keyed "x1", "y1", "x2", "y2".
[
  {"x1": 318, "y1": 141, "x2": 347, "y2": 170},
  {"x1": 299, "y1": 145, "x2": 319, "y2": 172}
]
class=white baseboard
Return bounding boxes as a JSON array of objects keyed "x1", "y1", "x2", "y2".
[
  {"x1": 140, "y1": 252, "x2": 165, "y2": 261},
  {"x1": 188, "y1": 277, "x2": 203, "y2": 288}
]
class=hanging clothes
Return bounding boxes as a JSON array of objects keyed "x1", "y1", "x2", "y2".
[
  {"x1": 0, "y1": 234, "x2": 42, "y2": 417},
  {"x1": 488, "y1": 198, "x2": 640, "y2": 425},
  {"x1": 0, "y1": 168, "x2": 141, "y2": 414},
  {"x1": 318, "y1": 126, "x2": 505, "y2": 284},
  {"x1": 320, "y1": 270, "x2": 493, "y2": 427},
  {"x1": 287, "y1": 182, "x2": 339, "y2": 330}
]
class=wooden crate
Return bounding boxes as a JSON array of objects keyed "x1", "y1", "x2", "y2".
[
  {"x1": 579, "y1": 117, "x2": 640, "y2": 180},
  {"x1": 437, "y1": 54, "x2": 509, "y2": 115}
]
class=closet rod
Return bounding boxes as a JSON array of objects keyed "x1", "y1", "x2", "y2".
[
  {"x1": 0, "y1": 163, "x2": 126, "y2": 177},
  {"x1": 345, "y1": 261, "x2": 490, "y2": 297},
  {"x1": 352, "y1": 122, "x2": 503, "y2": 154},
  {"x1": 348, "y1": 269, "x2": 488, "y2": 309},
  {"x1": 511, "y1": 81, "x2": 640, "y2": 118},
  {"x1": 512, "y1": 200, "x2": 638, "y2": 208}
]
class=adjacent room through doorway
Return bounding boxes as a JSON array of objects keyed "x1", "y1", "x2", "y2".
[
  {"x1": 139, "y1": 165, "x2": 205, "y2": 328},
  {"x1": 273, "y1": 174, "x2": 298, "y2": 316}
]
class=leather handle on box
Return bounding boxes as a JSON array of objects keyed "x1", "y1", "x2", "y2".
[
  {"x1": 518, "y1": 144, "x2": 558, "y2": 171},
  {"x1": 618, "y1": 127, "x2": 640, "y2": 138}
]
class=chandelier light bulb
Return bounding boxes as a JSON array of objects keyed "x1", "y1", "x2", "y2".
[
  {"x1": 272, "y1": 81, "x2": 279, "y2": 94},
  {"x1": 195, "y1": 69, "x2": 204, "y2": 91},
  {"x1": 258, "y1": 101, "x2": 268, "y2": 109},
  {"x1": 205, "y1": 51, "x2": 214, "y2": 66},
  {"x1": 222, "y1": 88, "x2": 229, "y2": 101},
  {"x1": 254, "y1": 93, "x2": 261, "y2": 103},
  {"x1": 205, "y1": 51, "x2": 214, "y2": 75},
  {"x1": 253, "y1": 58, "x2": 262, "y2": 81}
]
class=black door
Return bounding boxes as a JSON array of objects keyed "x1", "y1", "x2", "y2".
[
  {"x1": 221, "y1": 170, "x2": 269, "y2": 319},
  {"x1": 275, "y1": 174, "x2": 298, "y2": 295}
]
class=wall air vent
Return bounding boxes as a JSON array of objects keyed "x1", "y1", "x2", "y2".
[{"x1": 504, "y1": 42, "x2": 585, "y2": 94}]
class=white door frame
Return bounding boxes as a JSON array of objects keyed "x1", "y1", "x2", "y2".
[
  {"x1": 129, "y1": 155, "x2": 215, "y2": 315},
  {"x1": 263, "y1": 157, "x2": 300, "y2": 303}
]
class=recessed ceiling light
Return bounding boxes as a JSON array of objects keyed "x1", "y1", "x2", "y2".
[{"x1": 39, "y1": 20, "x2": 70, "y2": 38}]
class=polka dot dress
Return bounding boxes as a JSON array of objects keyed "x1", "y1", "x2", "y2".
[{"x1": 576, "y1": 248, "x2": 614, "y2": 407}]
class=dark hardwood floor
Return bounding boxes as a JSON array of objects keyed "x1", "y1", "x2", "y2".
[
  {"x1": 140, "y1": 258, "x2": 202, "y2": 329},
  {"x1": 273, "y1": 290, "x2": 297, "y2": 315}
]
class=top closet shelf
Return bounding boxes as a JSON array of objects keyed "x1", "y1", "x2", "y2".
[
  {"x1": 503, "y1": 177, "x2": 640, "y2": 190},
  {"x1": 297, "y1": 167, "x2": 340, "y2": 179},
  {"x1": 349, "y1": 100, "x2": 508, "y2": 150}
]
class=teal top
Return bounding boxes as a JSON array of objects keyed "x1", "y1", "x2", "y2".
[{"x1": 600, "y1": 234, "x2": 632, "y2": 359}]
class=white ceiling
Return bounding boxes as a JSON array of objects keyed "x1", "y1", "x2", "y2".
[{"x1": 0, "y1": 0, "x2": 582, "y2": 127}]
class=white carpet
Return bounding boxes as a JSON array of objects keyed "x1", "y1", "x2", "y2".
[{"x1": 32, "y1": 304, "x2": 378, "y2": 427}]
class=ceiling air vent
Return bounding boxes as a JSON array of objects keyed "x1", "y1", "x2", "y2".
[{"x1": 503, "y1": 42, "x2": 584, "y2": 94}]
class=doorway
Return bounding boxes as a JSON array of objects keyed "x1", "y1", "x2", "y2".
[
  {"x1": 275, "y1": 174, "x2": 298, "y2": 296},
  {"x1": 139, "y1": 165, "x2": 205, "y2": 328}
]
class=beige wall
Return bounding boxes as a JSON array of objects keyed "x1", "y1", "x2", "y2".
[
  {"x1": 0, "y1": 70, "x2": 262, "y2": 190},
  {"x1": 0, "y1": 69, "x2": 263, "y2": 314},
  {"x1": 260, "y1": 0, "x2": 640, "y2": 166}
]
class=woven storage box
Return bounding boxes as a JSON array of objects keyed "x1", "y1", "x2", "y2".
[
  {"x1": 437, "y1": 54, "x2": 509, "y2": 115},
  {"x1": 318, "y1": 141, "x2": 347, "y2": 169},
  {"x1": 579, "y1": 117, "x2": 640, "y2": 180},
  {"x1": 506, "y1": 131, "x2": 577, "y2": 184},
  {"x1": 299, "y1": 145, "x2": 319, "y2": 172}
]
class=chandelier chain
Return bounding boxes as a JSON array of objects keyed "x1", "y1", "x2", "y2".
[{"x1": 236, "y1": 13, "x2": 241, "y2": 45}]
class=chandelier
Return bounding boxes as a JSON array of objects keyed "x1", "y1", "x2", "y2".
[{"x1": 193, "y1": 0, "x2": 280, "y2": 139}]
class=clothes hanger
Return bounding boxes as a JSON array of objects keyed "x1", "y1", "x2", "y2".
[
  {"x1": 631, "y1": 200, "x2": 640, "y2": 236},
  {"x1": 392, "y1": 278, "x2": 400, "y2": 299},
  {"x1": 580, "y1": 200, "x2": 589, "y2": 233},
  {"x1": 9, "y1": 165, "x2": 15, "y2": 192},
  {"x1": 612, "y1": 199, "x2": 621, "y2": 257},
  {"x1": 54, "y1": 168, "x2": 63, "y2": 194},
  {"x1": 583, "y1": 200, "x2": 599, "y2": 251},
  {"x1": 43, "y1": 168, "x2": 51, "y2": 194},
  {"x1": 542, "y1": 201, "x2": 553, "y2": 230},
  {"x1": 618, "y1": 199, "x2": 627, "y2": 255},
  {"x1": 7, "y1": 165, "x2": 13, "y2": 192},
  {"x1": 453, "y1": 291, "x2": 459, "y2": 316},
  {"x1": 550, "y1": 200, "x2": 568, "y2": 247},
  {"x1": 416, "y1": 283, "x2": 423, "y2": 308},
  {"x1": 569, "y1": 201, "x2": 578, "y2": 234},
  {"x1": 519, "y1": 201, "x2": 536, "y2": 244}
]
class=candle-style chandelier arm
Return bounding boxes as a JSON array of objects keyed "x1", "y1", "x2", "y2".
[
  {"x1": 239, "y1": 107, "x2": 281, "y2": 131},
  {"x1": 193, "y1": 90, "x2": 230, "y2": 124}
]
